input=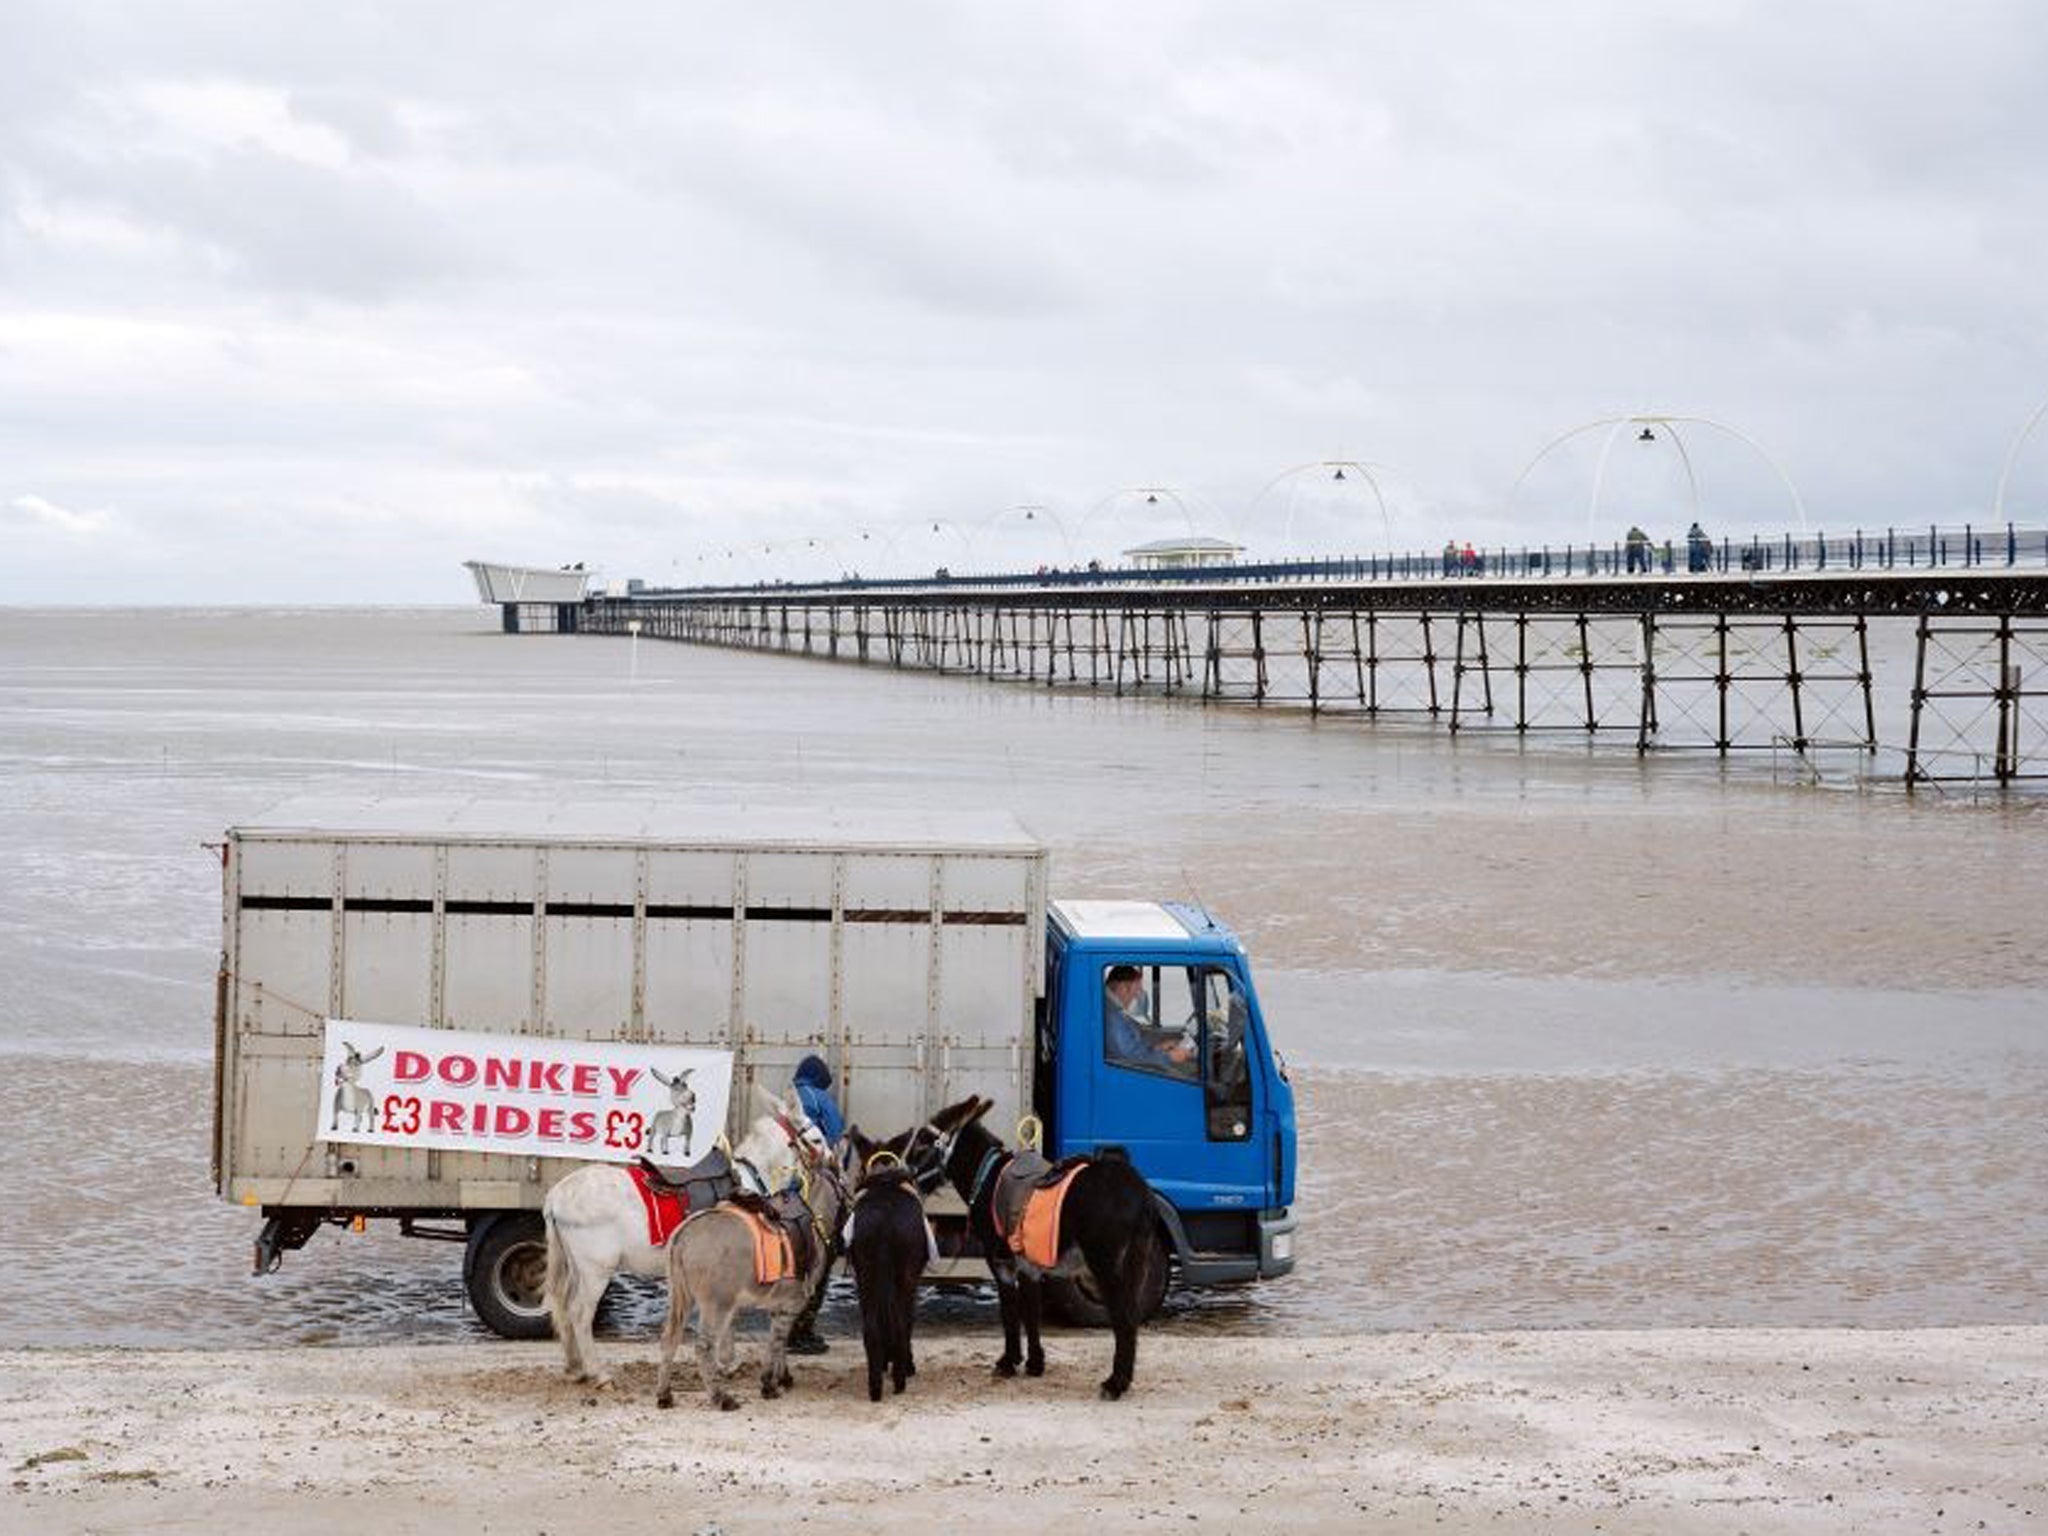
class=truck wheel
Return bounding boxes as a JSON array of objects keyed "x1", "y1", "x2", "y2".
[
  {"x1": 1045, "y1": 1228, "x2": 1169, "y2": 1327},
  {"x1": 465, "y1": 1214, "x2": 552, "y2": 1340}
]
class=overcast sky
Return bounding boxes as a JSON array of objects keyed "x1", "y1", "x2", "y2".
[{"x1": 3, "y1": 2, "x2": 2045, "y2": 602}]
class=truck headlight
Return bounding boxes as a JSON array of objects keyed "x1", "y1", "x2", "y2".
[{"x1": 1270, "y1": 1232, "x2": 1292, "y2": 1262}]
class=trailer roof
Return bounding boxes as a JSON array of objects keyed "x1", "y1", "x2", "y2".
[{"x1": 234, "y1": 796, "x2": 1043, "y2": 854}]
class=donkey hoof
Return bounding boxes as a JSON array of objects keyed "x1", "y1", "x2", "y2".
[
  {"x1": 1098, "y1": 1378, "x2": 1129, "y2": 1401},
  {"x1": 714, "y1": 1391, "x2": 740, "y2": 1412},
  {"x1": 1025, "y1": 1357, "x2": 1046, "y2": 1378},
  {"x1": 779, "y1": 1369, "x2": 793, "y2": 1390},
  {"x1": 993, "y1": 1358, "x2": 1019, "y2": 1379},
  {"x1": 656, "y1": 1391, "x2": 674, "y2": 1410},
  {"x1": 761, "y1": 1380, "x2": 781, "y2": 1400},
  {"x1": 592, "y1": 1375, "x2": 615, "y2": 1392}
]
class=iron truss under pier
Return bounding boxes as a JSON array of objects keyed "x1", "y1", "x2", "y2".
[{"x1": 574, "y1": 570, "x2": 2048, "y2": 790}]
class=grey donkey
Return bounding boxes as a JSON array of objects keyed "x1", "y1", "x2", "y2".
[
  {"x1": 330, "y1": 1042, "x2": 384, "y2": 1133},
  {"x1": 655, "y1": 1151, "x2": 849, "y2": 1411}
]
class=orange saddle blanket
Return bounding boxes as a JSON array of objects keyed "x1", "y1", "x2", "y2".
[
  {"x1": 709, "y1": 1204, "x2": 798, "y2": 1285},
  {"x1": 1005, "y1": 1164, "x2": 1086, "y2": 1269}
]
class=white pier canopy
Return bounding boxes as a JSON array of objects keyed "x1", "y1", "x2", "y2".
[{"x1": 463, "y1": 560, "x2": 594, "y2": 604}]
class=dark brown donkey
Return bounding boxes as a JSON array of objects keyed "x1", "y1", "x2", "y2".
[
  {"x1": 845, "y1": 1128, "x2": 933, "y2": 1401},
  {"x1": 915, "y1": 1095, "x2": 1159, "y2": 1399}
]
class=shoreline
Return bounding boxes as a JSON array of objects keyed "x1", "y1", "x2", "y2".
[{"x1": 5, "y1": 1327, "x2": 2043, "y2": 1533}]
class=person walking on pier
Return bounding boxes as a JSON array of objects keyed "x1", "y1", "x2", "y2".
[
  {"x1": 1686, "y1": 521, "x2": 1711, "y2": 573},
  {"x1": 1624, "y1": 525, "x2": 1651, "y2": 574}
]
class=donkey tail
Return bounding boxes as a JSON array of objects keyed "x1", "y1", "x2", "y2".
[{"x1": 543, "y1": 1207, "x2": 575, "y2": 1341}]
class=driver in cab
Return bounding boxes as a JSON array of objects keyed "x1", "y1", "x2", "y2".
[{"x1": 1104, "y1": 964, "x2": 1194, "y2": 1074}]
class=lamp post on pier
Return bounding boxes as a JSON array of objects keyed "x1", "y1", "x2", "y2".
[
  {"x1": 1247, "y1": 460, "x2": 1398, "y2": 555},
  {"x1": 981, "y1": 503, "x2": 1075, "y2": 566}
]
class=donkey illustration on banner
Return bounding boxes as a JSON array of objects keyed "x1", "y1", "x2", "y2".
[
  {"x1": 645, "y1": 1066, "x2": 696, "y2": 1158},
  {"x1": 915, "y1": 1095, "x2": 1162, "y2": 1400},
  {"x1": 329, "y1": 1042, "x2": 384, "y2": 1133}
]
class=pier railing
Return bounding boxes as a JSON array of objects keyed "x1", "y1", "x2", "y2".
[{"x1": 646, "y1": 521, "x2": 2048, "y2": 597}]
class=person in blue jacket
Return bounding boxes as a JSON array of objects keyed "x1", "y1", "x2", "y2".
[
  {"x1": 792, "y1": 1053, "x2": 845, "y2": 1144},
  {"x1": 787, "y1": 1053, "x2": 844, "y2": 1354}
]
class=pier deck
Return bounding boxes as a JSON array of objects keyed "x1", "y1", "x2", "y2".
[{"x1": 512, "y1": 530, "x2": 2048, "y2": 791}]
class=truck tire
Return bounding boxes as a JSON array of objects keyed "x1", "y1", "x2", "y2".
[
  {"x1": 1045, "y1": 1227, "x2": 1169, "y2": 1327},
  {"x1": 465, "y1": 1214, "x2": 552, "y2": 1340}
]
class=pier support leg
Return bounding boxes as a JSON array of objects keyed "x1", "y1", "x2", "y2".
[
  {"x1": 1783, "y1": 614, "x2": 1808, "y2": 751},
  {"x1": 1637, "y1": 614, "x2": 1660, "y2": 753},
  {"x1": 1420, "y1": 612, "x2": 1441, "y2": 717}
]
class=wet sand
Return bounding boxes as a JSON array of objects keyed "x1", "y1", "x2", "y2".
[
  {"x1": 5, "y1": 1330, "x2": 2045, "y2": 1533},
  {"x1": 3, "y1": 608, "x2": 2047, "y2": 1350}
]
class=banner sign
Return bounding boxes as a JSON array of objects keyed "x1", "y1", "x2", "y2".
[{"x1": 316, "y1": 1020, "x2": 733, "y2": 1165}]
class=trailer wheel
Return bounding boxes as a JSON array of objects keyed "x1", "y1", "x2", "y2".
[
  {"x1": 1045, "y1": 1227, "x2": 1169, "y2": 1327},
  {"x1": 465, "y1": 1214, "x2": 552, "y2": 1340}
]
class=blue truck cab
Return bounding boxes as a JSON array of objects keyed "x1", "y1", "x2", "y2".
[{"x1": 1036, "y1": 899, "x2": 1297, "y2": 1291}]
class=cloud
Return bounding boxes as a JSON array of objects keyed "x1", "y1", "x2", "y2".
[
  {"x1": 7, "y1": 493, "x2": 110, "y2": 534},
  {"x1": 0, "y1": 1, "x2": 2045, "y2": 601}
]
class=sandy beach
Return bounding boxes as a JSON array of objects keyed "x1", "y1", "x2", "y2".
[{"x1": 5, "y1": 1328, "x2": 2044, "y2": 1533}]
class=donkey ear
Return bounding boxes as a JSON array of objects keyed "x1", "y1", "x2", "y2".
[
  {"x1": 970, "y1": 1096, "x2": 996, "y2": 1125},
  {"x1": 750, "y1": 1082, "x2": 784, "y2": 1118},
  {"x1": 362, "y1": 1046, "x2": 384, "y2": 1064},
  {"x1": 932, "y1": 1095, "x2": 975, "y2": 1132}
]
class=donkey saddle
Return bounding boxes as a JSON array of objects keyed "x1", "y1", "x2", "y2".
[
  {"x1": 635, "y1": 1147, "x2": 735, "y2": 1212},
  {"x1": 724, "y1": 1187, "x2": 820, "y2": 1280},
  {"x1": 990, "y1": 1149, "x2": 1090, "y2": 1263}
]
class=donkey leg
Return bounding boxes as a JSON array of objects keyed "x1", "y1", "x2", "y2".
[
  {"x1": 1098, "y1": 1244, "x2": 1140, "y2": 1401},
  {"x1": 861, "y1": 1291, "x2": 887, "y2": 1402},
  {"x1": 762, "y1": 1300, "x2": 795, "y2": 1398},
  {"x1": 700, "y1": 1301, "x2": 740, "y2": 1411},
  {"x1": 991, "y1": 1270, "x2": 1023, "y2": 1377},
  {"x1": 896, "y1": 1269, "x2": 919, "y2": 1387},
  {"x1": 1018, "y1": 1274, "x2": 1047, "y2": 1377},
  {"x1": 575, "y1": 1258, "x2": 613, "y2": 1388},
  {"x1": 546, "y1": 1238, "x2": 585, "y2": 1383},
  {"x1": 654, "y1": 1277, "x2": 688, "y2": 1409},
  {"x1": 774, "y1": 1291, "x2": 797, "y2": 1390}
]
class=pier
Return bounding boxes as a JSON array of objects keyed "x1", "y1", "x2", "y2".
[{"x1": 542, "y1": 526, "x2": 2048, "y2": 791}]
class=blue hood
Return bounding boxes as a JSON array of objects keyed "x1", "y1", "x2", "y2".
[{"x1": 793, "y1": 1054, "x2": 833, "y2": 1091}]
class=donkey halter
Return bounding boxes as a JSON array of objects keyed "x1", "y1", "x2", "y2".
[{"x1": 902, "y1": 1118, "x2": 957, "y2": 1195}]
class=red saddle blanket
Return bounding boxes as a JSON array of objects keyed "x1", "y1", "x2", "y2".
[{"x1": 626, "y1": 1162, "x2": 692, "y2": 1247}]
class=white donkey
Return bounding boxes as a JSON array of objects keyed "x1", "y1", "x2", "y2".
[
  {"x1": 329, "y1": 1042, "x2": 384, "y2": 1133},
  {"x1": 645, "y1": 1067, "x2": 696, "y2": 1158},
  {"x1": 543, "y1": 1087, "x2": 826, "y2": 1387}
]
